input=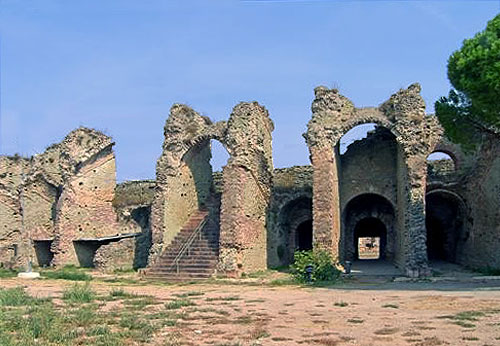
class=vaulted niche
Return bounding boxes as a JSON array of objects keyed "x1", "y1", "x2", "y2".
[
  {"x1": 342, "y1": 194, "x2": 395, "y2": 262},
  {"x1": 425, "y1": 190, "x2": 465, "y2": 263},
  {"x1": 275, "y1": 196, "x2": 313, "y2": 266}
]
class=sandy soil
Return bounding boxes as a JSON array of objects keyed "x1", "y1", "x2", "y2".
[{"x1": 1, "y1": 277, "x2": 499, "y2": 345}]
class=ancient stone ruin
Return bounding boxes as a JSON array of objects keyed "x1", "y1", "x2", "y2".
[{"x1": 1, "y1": 84, "x2": 499, "y2": 278}]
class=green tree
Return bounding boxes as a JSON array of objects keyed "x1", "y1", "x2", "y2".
[{"x1": 435, "y1": 14, "x2": 500, "y2": 149}]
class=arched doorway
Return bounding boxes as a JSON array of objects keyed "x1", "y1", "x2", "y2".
[
  {"x1": 274, "y1": 196, "x2": 313, "y2": 266},
  {"x1": 353, "y1": 217, "x2": 387, "y2": 260},
  {"x1": 342, "y1": 193, "x2": 395, "y2": 262},
  {"x1": 425, "y1": 190, "x2": 465, "y2": 263}
]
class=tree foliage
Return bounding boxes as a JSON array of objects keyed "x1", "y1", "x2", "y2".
[{"x1": 436, "y1": 14, "x2": 500, "y2": 149}]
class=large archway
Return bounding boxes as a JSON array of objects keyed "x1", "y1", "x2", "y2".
[
  {"x1": 425, "y1": 190, "x2": 466, "y2": 263},
  {"x1": 274, "y1": 196, "x2": 313, "y2": 266},
  {"x1": 342, "y1": 193, "x2": 395, "y2": 263}
]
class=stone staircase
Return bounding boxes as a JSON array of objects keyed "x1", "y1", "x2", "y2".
[{"x1": 145, "y1": 210, "x2": 219, "y2": 281}]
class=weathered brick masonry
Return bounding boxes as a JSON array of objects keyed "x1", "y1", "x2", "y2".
[{"x1": 0, "y1": 84, "x2": 498, "y2": 277}]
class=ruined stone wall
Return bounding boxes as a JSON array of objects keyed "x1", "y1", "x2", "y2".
[
  {"x1": 23, "y1": 178, "x2": 58, "y2": 241},
  {"x1": 94, "y1": 237, "x2": 136, "y2": 272},
  {"x1": 218, "y1": 102, "x2": 274, "y2": 276},
  {"x1": 162, "y1": 142, "x2": 212, "y2": 247},
  {"x1": 112, "y1": 181, "x2": 155, "y2": 269},
  {"x1": 52, "y1": 145, "x2": 128, "y2": 266},
  {"x1": 305, "y1": 84, "x2": 442, "y2": 276},
  {"x1": 267, "y1": 166, "x2": 312, "y2": 267},
  {"x1": 460, "y1": 136, "x2": 500, "y2": 269},
  {"x1": 340, "y1": 127, "x2": 398, "y2": 211},
  {"x1": 113, "y1": 180, "x2": 155, "y2": 209},
  {"x1": 0, "y1": 156, "x2": 31, "y2": 267},
  {"x1": 150, "y1": 105, "x2": 221, "y2": 262},
  {"x1": 0, "y1": 128, "x2": 138, "y2": 269},
  {"x1": 151, "y1": 102, "x2": 273, "y2": 276}
]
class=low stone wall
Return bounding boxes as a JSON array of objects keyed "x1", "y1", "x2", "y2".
[{"x1": 94, "y1": 238, "x2": 135, "y2": 272}]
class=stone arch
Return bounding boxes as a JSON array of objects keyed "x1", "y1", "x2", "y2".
[
  {"x1": 342, "y1": 193, "x2": 395, "y2": 262},
  {"x1": 425, "y1": 189, "x2": 467, "y2": 263},
  {"x1": 150, "y1": 102, "x2": 274, "y2": 276},
  {"x1": 432, "y1": 140, "x2": 464, "y2": 170},
  {"x1": 273, "y1": 195, "x2": 313, "y2": 266},
  {"x1": 305, "y1": 84, "x2": 443, "y2": 277}
]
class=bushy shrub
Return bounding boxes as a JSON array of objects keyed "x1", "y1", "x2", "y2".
[{"x1": 291, "y1": 250, "x2": 341, "y2": 283}]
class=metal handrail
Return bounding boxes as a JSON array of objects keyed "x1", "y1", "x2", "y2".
[{"x1": 173, "y1": 216, "x2": 208, "y2": 274}]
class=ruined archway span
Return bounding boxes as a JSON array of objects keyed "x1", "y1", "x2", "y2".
[
  {"x1": 431, "y1": 141, "x2": 464, "y2": 169},
  {"x1": 342, "y1": 193, "x2": 395, "y2": 216},
  {"x1": 151, "y1": 101, "x2": 274, "y2": 275},
  {"x1": 426, "y1": 189, "x2": 467, "y2": 211},
  {"x1": 425, "y1": 189, "x2": 467, "y2": 263},
  {"x1": 341, "y1": 193, "x2": 395, "y2": 262},
  {"x1": 305, "y1": 83, "x2": 444, "y2": 276}
]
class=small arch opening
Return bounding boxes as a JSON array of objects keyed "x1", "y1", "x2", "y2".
[
  {"x1": 427, "y1": 151, "x2": 456, "y2": 177},
  {"x1": 210, "y1": 139, "x2": 230, "y2": 172},
  {"x1": 354, "y1": 217, "x2": 387, "y2": 260},
  {"x1": 342, "y1": 193, "x2": 395, "y2": 262},
  {"x1": 275, "y1": 196, "x2": 313, "y2": 266}
]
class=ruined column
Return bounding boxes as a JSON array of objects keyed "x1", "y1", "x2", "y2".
[
  {"x1": 310, "y1": 145, "x2": 340, "y2": 259},
  {"x1": 217, "y1": 102, "x2": 274, "y2": 277}
]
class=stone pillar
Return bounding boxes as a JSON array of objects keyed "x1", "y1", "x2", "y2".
[
  {"x1": 218, "y1": 163, "x2": 268, "y2": 277},
  {"x1": 403, "y1": 155, "x2": 430, "y2": 277},
  {"x1": 310, "y1": 146, "x2": 341, "y2": 260}
]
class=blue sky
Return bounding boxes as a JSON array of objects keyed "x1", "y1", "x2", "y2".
[{"x1": 1, "y1": 0, "x2": 498, "y2": 181}]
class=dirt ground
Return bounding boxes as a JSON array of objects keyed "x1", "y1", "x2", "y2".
[{"x1": 1, "y1": 276, "x2": 500, "y2": 346}]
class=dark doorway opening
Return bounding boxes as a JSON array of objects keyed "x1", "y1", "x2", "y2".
[
  {"x1": 425, "y1": 192, "x2": 463, "y2": 263},
  {"x1": 34, "y1": 240, "x2": 54, "y2": 267},
  {"x1": 73, "y1": 241, "x2": 101, "y2": 268},
  {"x1": 296, "y1": 219, "x2": 313, "y2": 251},
  {"x1": 353, "y1": 217, "x2": 387, "y2": 260}
]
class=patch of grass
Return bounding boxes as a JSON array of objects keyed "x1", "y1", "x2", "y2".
[
  {"x1": 374, "y1": 327, "x2": 399, "y2": 335},
  {"x1": 347, "y1": 318, "x2": 364, "y2": 324},
  {"x1": 452, "y1": 320, "x2": 476, "y2": 328},
  {"x1": 109, "y1": 288, "x2": 136, "y2": 298},
  {"x1": 269, "y1": 278, "x2": 296, "y2": 286},
  {"x1": 118, "y1": 314, "x2": 158, "y2": 342},
  {"x1": 0, "y1": 287, "x2": 33, "y2": 306},
  {"x1": 123, "y1": 296, "x2": 158, "y2": 309},
  {"x1": 87, "y1": 324, "x2": 111, "y2": 336},
  {"x1": 382, "y1": 303, "x2": 399, "y2": 309},
  {"x1": 248, "y1": 325, "x2": 270, "y2": 339},
  {"x1": 62, "y1": 282, "x2": 95, "y2": 303},
  {"x1": 235, "y1": 315, "x2": 253, "y2": 324},
  {"x1": 272, "y1": 337, "x2": 292, "y2": 341},
  {"x1": 206, "y1": 296, "x2": 241, "y2": 302},
  {"x1": 113, "y1": 267, "x2": 136, "y2": 274},
  {"x1": 438, "y1": 310, "x2": 485, "y2": 328},
  {"x1": 165, "y1": 299, "x2": 196, "y2": 310},
  {"x1": 189, "y1": 307, "x2": 229, "y2": 316},
  {"x1": 462, "y1": 336, "x2": 479, "y2": 341},
  {"x1": 71, "y1": 306, "x2": 96, "y2": 327},
  {"x1": 334, "y1": 301, "x2": 348, "y2": 307},
  {"x1": 173, "y1": 291, "x2": 205, "y2": 298},
  {"x1": 42, "y1": 265, "x2": 92, "y2": 281},
  {"x1": 0, "y1": 268, "x2": 17, "y2": 278}
]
